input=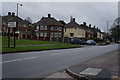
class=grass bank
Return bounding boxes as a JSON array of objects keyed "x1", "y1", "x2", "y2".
[{"x1": 2, "y1": 37, "x2": 81, "y2": 53}]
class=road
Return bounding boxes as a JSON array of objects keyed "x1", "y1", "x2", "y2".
[{"x1": 2, "y1": 44, "x2": 119, "y2": 78}]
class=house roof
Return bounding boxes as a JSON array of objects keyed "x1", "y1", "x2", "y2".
[
  {"x1": 35, "y1": 17, "x2": 64, "y2": 26},
  {"x1": 65, "y1": 21, "x2": 86, "y2": 30},
  {"x1": 2, "y1": 15, "x2": 30, "y2": 26}
]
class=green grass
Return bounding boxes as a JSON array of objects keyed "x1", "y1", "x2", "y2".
[
  {"x1": 1, "y1": 37, "x2": 81, "y2": 53},
  {"x1": 2, "y1": 44, "x2": 80, "y2": 53},
  {"x1": 2, "y1": 37, "x2": 63, "y2": 46}
]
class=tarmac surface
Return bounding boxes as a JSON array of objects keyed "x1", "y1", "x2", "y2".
[
  {"x1": 45, "y1": 49, "x2": 119, "y2": 80},
  {"x1": 2, "y1": 44, "x2": 119, "y2": 78}
]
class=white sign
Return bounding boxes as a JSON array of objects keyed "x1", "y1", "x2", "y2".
[{"x1": 8, "y1": 22, "x2": 16, "y2": 27}]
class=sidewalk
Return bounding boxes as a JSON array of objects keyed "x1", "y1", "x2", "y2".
[
  {"x1": 45, "y1": 50, "x2": 119, "y2": 80},
  {"x1": 67, "y1": 50, "x2": 119, "y2": 80}
]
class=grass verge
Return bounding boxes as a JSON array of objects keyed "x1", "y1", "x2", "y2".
[{"x1": 2, "y1": 44, "x2": 81, "y2": 53}]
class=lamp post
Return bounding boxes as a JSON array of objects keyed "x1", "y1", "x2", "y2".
[{"x1": 16, "y1": 3, "x2": 22, "y2": 39}]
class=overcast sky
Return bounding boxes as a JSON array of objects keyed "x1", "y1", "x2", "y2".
[{"x1": 2, "y1": 2, "x2": 118, "y2": 32}]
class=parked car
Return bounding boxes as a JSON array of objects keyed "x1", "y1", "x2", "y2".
[
  {"x1": 70, "y1": 38, "x2": 85, "y2": 45},
  {"x1": 86, "y1": 40, "x2": 96, "y2": 45},
  {"x1": 97, "y1": 39, "x2": 111, "y2": 44}
]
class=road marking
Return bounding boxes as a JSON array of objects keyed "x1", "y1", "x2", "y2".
[
  {"x1": 50, "y1": 52, "x2": 69, "y2": 56},
  {"x1": 1, "y1": 56, "x2": 39, "y2": 64}
]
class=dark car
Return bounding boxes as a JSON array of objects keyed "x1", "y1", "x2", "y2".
[
  {"x1": 86, "y1": 40, "x2": 96, "y2": 45},
  {"x1": 70, "y1": 38, "x2": 85, "y2": 45},
  {"x1": 97, "y1": 39, "x2": 111, "y2": 44}
]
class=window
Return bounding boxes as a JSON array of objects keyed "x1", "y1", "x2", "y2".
[
  {"x1": 40, "y1": 33, "x2": 44, "y2": 37},
  {"x1": 40, "y1": 26, "x2": 43, "y2": 30},
  {"x1": 44, "y1": 32, "x2": 47, "y2": 37},
  {"x1": 24, "y1": 24, "x2": 26, "y2": 27},
  {"x1": 54, "y1": 32, "x2": 58, "y2": 37},
  {"x1": 36, "y1": 26, "x2": 39, "y2": 30},
  {"x1": 54, "y1": 26, "x2": 58, "y2": 30},
  {"x1": 44, "y1": 26, "x2": 47, "y2": 30},
  {"x1": 59, "y1": 27, "x2": 62, "y2": 31},
  {"x1": 36, "y1": 33, "x2": 39, "y2": 37},
  {"x1": 59, "y1": 33, "x2": 62, "y2": 37},
  {"x1": 51, "y1": 32, "x2": 54, "y2": 37},
  {"x1": 51, "y1": 26, "x2": 54, "y2": 30},
  {"x1": 70, "y1": 33, "x2": 74, "y2": 37}
]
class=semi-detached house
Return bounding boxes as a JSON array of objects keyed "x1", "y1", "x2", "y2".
[{"x1": 34, "y1": 14, "x2": 64, "y2": 41}]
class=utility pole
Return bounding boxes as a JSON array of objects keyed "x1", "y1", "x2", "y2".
[{"x1": 107, "y1": 21, "x2": 109, "y2": 35}]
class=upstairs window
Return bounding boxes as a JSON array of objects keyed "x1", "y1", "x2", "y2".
[
  {"x1": 54, "y1": 26, "x2": 58, "y2": 31},
  {"x1": 59, "y1": 27, "x2": 62, "y2": 31},
  {"x1": 51, "y1": 26, "x2": 54, "y2": 30},
  {"x1": 40, "y1": 26, "x2": 43, "y2": 30},
  {"x1": 36, "y1": 26, "x2": 39, "y2": 30},
  {"x1": 44, "y1": 26, "x2": 47, "y2": 30}
]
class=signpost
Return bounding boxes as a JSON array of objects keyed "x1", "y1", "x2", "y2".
[{"x1": 8, "y1": 22, "x2": 16, "y2": 48}]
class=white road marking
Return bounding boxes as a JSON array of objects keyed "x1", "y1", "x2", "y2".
[
  {"x1": 50, "y1": 52, "x2": 69, "y2": 56},
  {"x1": 1, "y1": 56, "x2": 39, "y2": 64},
  {"x1": 2, "y1": 52, "x2": 71, "y2": 64}
]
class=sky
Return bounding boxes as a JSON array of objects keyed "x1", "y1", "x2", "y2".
[{"x1": 1, "y1": 2, "x2": 118, "y2": 32}]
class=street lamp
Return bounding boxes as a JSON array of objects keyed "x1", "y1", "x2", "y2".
[{"x1": 16, "y1": 3, "x2": 22, "y2": 39}]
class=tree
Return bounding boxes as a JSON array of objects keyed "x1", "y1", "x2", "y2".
[
  {"x1": 59, "y1": 20, "x2": 66, "y2": 25},
  {"x1": 110, "y1": 18, "x2": 120, "y2": 42},
  {"x1": 25, "y1": 17, "x2": 32, "y2": 23}
]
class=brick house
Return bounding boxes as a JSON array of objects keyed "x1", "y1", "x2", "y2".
[
  {"x1": 34, "y1": 14, "x2": 64, "y2": 41},
  {"x1": 2, "y1": 12, "x2": 31, "y2": 39}
]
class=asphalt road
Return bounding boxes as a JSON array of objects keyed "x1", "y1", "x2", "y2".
[{"x1": 2, "y1": 44, "x2": 119, "y2": 78}]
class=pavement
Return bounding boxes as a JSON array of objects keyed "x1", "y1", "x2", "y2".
[
  {"x1": 45, "y1": 49, "x2": 119, "y2": 80},
  {"x1": 2, "y1": 44, "x2": 118, "y2": 78}
]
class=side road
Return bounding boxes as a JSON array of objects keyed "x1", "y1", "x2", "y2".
[{"x1": 44, "y1": 50, "x2": 119, "y2": 80}]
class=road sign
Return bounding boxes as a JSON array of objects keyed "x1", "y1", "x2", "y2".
[{"x1": 8, "y1": 22, "x2": 16, "y2": 27}]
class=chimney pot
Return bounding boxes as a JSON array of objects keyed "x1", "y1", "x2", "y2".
[
  {"x1": 83, "y1": 22, "x2": 86, "y2": 26},
  {"x1": 8, "y1": 12, "x2": 11, "y2": 16},
  {"x1": 12, "y1": 12, "x2": 15, "y2": 17},
  {"x1": 89, "y1": 24, "x2": 91, "y2": 27},
  {"x1": 48, "y1": 14, "x2": 51, "y2": 18},
  {"x1": 73, "y1": 18, "x2": 75, "y2": 22}
]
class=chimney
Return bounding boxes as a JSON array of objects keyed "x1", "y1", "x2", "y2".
[
  {"x1": 12, "y1": 12, "x2": 15, "y2": 17},
  {"x1": 48, "y1": 14, "x2": 51, "y2": 18},
  {"x1": 89, "y1": 24, "x2": 91, "y2": 27},
  {"x1": 83, "y1": 22, "x2": 86, "y2": 26},
  {"x1": 73, "y1": 18, "x2": 75, "y2": 22},
  {"x1": 97, "y1": 27, "x2": 98, "y2": 29},
  {"x1": 94, "y1": 25, "x2": 95, "y2": 28},
  {"x1": 8, "y1": 12, "x2": 11, "y2": 16}
]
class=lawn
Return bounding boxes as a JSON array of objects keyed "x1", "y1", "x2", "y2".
[
  {"x1": 2, "y1": 37, "x2": 62, "y2": 46},
  {"x1": 1, "y1": 37, "x2": 81, "y2": 53}
]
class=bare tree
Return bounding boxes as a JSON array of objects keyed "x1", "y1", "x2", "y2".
[{"x1": 25, "y1": 17, "x2": 32, "y2": 23}]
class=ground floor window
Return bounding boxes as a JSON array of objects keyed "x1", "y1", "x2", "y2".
[
  {"x1": 40, "y1": 33, "x2": 44, "y2": 37},
  {"x1": 59, "y1": 32, "x2": 62, "y2": 37},
  {"x1": 36, "y1": 33, "x2": 39, "y2": 37},
  {"x1": 44, "y1": 32, "x2": 47, "y2": 37}
]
